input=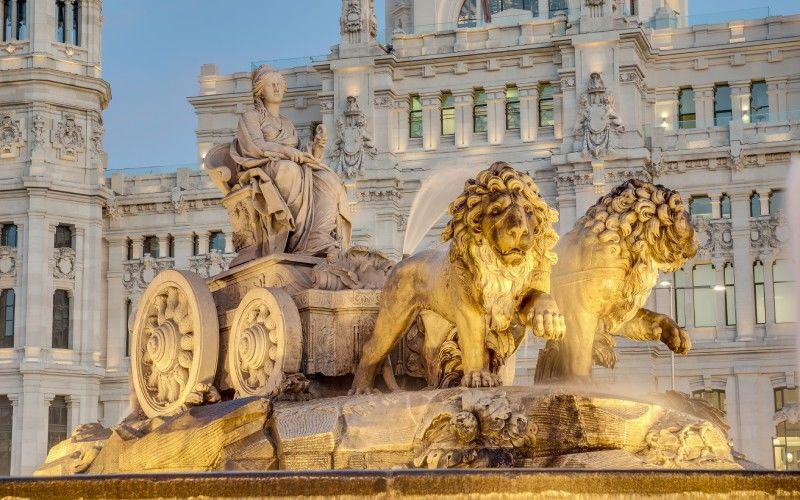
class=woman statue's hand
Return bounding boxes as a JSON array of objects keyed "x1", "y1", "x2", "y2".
[{"x1": 280, "y1": 146, "x2": 304, "y2": 163}]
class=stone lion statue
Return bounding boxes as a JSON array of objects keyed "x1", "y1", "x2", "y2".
[
  {"x1": 534, "y1": 179, "x2": 699, "y2": 383},
  {"x1": 352, "y1": 162, "x2": 564, "y2": 393}
]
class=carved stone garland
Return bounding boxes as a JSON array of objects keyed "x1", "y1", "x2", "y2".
[
  {"x1": 574, "y1": 72, "x2": 624, "y2": 160},
  {"x1": 52, "y1": 113, "x2": 85, "y2": 161},
  {"x1": 130, "y1": 270, "x2": 220, "y2": 418},
  {"x1": 228, "y1": 288, "x2": 303, "y2": 398},
  {"x1": 330, "y1": 96, "x2": 377, "y2": 178}
]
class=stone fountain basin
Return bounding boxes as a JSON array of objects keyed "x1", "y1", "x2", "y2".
[{"x1": 36, "y1": 385, "x2": 746, "y2": 476}]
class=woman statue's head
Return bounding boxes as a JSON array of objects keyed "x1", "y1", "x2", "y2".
[{"x1": 252, "y1": 65, "x2": 287, "y2": 107}]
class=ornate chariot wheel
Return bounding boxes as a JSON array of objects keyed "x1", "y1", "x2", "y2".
[
  {"x1": 228, "y1": 288, "x2": 302, "y2": 397},
  {"x1": 130, "y1": 270, "x2": 219, "y2": 418}
]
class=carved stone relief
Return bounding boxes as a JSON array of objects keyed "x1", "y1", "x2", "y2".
[
  {"x1": 52, "y1": 247, "x2": 77, "y2": 280},
  {"x1": 330, "y1": 96, "x2": 377, "y2": 178},
  {"x1": 310, "y1": 246, "x2": 394, "y2": 291},
  {"x1": 573, "y1": 72, "x2": 624, "y2": 159},
  {"x1": 188, "y1": 250, "x2": 233, "y2": 278},
  {"x1": 694, "y1": 219, "x2": 733, "y2": 260},
  {"x1": 52, "y1": 113, "x2": 85, "y2": 161},
  {"x1": 170, "y1": 187, "x2": 188, "y2": 215},
  {"x1": 0, "y1": 246, "x2": 16, "y2": 278},
  {"x1": 341, "y1": 0, "x2": 362, "y2": 33},
  {"x1": 31, "y1": 114, "x2": 46, "y2": 151},
  {"x1": 122, "y1": 256, "x2": 174, "y2": 291},
  {"x1": 104, "y1": 196, "x2": 122, "y2": 221},
  {"x1": 750, "y1": 213, "x2": 789, "y2": 252},
  {"x1": 0, "y1": 113, "x2": 24, "y2": 159}
]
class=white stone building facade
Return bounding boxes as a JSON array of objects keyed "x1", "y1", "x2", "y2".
[{"x1": 0, "y1": 0, "x2": 798, "y2": 474}]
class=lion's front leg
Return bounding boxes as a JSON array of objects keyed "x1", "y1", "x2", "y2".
[
  {"x1": 453, "y1": 309, "x2": 500, "y2": 387},
  {"x1": 526, "y1": 292, "x2": 566, "y2": 340},
  {"x1": 619, "y1": 308, "x2": 691, "y2": 355}
]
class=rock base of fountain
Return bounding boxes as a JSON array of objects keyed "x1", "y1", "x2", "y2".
[{"x1": 37, "y1": 386, "x2": 750, "y2": 476}]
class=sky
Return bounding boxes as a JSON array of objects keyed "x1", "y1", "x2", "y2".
[{"x1": 101, "y1": 0, "x2": 797, "y2": 172}]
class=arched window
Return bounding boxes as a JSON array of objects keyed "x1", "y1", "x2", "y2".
[
  {"x1": 52, "y1": 290, "x2": 71, "y2": 349},
  {"x1": 774, "y1": 260, "x2": 797, "y2": 324},
  {"x1": 692, "y1": 263, "x2": 715, "y2": 327},
  {"x1": 142, "y1": 235, "x2": 159, "y2": 258},
  {"x1": 538, "y1": 83, "x2": 554, "y2": 127},
  {"x1": 209, "y1": 231, "x2": 226, "y2": 253},
  {"x1": 750, "y1": 192, "x2": 762, "y2": 217},
  {"x1": 48, "y1": 396, "x2": 68, "y2": 451},
  {"x1": 55, "y1": 0, "x2": 79, "y2": 45},
  {"x1": 458, "y1": 0, "x2": 477, "y2": 28},
  {"x1": 689, "y1": 195, "x2": 712, "y2": 219},
  {"x1": 409, "y1": 95, "x2": 422, "y2": 139},
  {"x1": 2, "y1": 0, "x2": 26, "y2": 41},
  {"x1": 54, "y1": 224, "x2": 73, "y2": 249},
  {"x1": 720, "y1": 194, "x2": 731, "y2": 219},
  {"x1": 487, "y1": 0, "x2": 539, "y2": 18},
  {"x1": 55, "y1": 0, "x2": 66, "y2": 43},
  {"x1": 505, "y1": 85, "x2": 520, "y2": 130},
  {"x1": 769, "y1": 190, "x2": 785, "y2": 216},
  {"x1": 70, "y1": 0, "x2": 79, "y2": 45},
  {"x1": 0, "y1": 289, "x2": 14, "y2": 348},
  {"x1": 753, "y1": 260, "x2": 766, "y2": 324},
  {"x1": 0, "y1": 224, "x2": 16, "y2": 247},
  {"x1": 678, "y1": 88, "x2": 696, "y2": 129}
]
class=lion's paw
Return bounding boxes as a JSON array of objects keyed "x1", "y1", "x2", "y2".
[
  {"x1": 461, "y1": 370, "x2": 501, "y2": 388},
  {"x1": 348, "y1": 387, "x2": 382, "y2": 396},
  {"x1": 653, "y1": 315, "x2": 691, "y2": 354},
  {"x1": 530, "y1": 295, "x2": 566, "y2": 340}
]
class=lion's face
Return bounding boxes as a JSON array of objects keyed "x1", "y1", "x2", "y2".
[
  {"x1": 478, "y1": 190, "x2": 538, "y2": 266},
  {"x1": 653, "y1": 204, "x2": 698, "y2": 272}
]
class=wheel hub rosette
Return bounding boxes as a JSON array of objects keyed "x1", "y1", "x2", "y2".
[{"x1": 228, "y1": 288, "x2": 302, "y2": 397}]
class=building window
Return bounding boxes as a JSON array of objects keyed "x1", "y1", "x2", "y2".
[
  {"x1": 774, "y1": 387, "x2": 800, "y2": 471},
  {"x1": 538, "y1": 83, "x2": 554, "y2": 127},
  {"x1": 142, "y1": 235, "x2": 159, "y2": 258},
  {"x1": 769, "y1": 190, "x2": 785, "y2": 216},
  {"x1": 409, "y1": 95, "x2": 422, "y2": 139},
  {"x1": 750, "y1": 81, "x2": 768, "y2": 123},
  {"x1": 548, "y1": 0, "x2": 567, "y2": 17},
  {"x1": 487, "y1": 0, "x2": 539, "y2": 17},
  {"x1": 750, "y1": 192, "x2": 762, "y2": 217},
  {"x1": 52, "y1": 289, "x2": 71, "y2": 349},
  {"x1": 125, "y1": 238, "x2": 133, "y2": 260},
  {"x1": 773, "y1": 259, "x2": 796, "y2": 324},
  {"x1": 2, "y1": 0, "x2": 10, "y2": 42},
  {"x1": 473, "y1": 89, "x2": 487, "y2": 133},
  {"x1": 15, "y1": 0, "x2": 25, "y2": 39},
  {"x1": 713, "y1": 84, "x2": 732, "y2": 126},
  {"x1": 458, "y1": 0, "x2": 477, "y2": 27},
  {"x1": 70, "y1": 0, "x2": 79, "y2": 46},
  {"x1": 54, "y1": 224, "x2": 73, "y2": 249},
  {"x1": 0, "y1": 289, "x2": 14, "y2": 349},
  {"x1": 672, "y1": 269, "x2": 688, "y2": 328},
  {"x1": 2, "y1": 0, "x2": 26, "y2": 41},
  {"x1": 720, "y1": 194, "x2": 731, "y2": 219},
  {"x1": 168, "y1": 235, "x2": 175, "y2": 258},
  {"x1": 209, "y1": 231, "x2": 226, "y2": 253},
  {"x1": 0, "y1": 395, "x2": 10, "y2": 476},
  {"x1": 689, "y1": 195, "x2": 712, "y2": 219},
  {"x1": 629, "y1": 0, "x2": 637, "y2": 16},
  {"x1": 678, "y1": 88, "x2": 696, "y2": 129},
  {"x1": 55, "y1": 0, "x2": 66, "y2": 43},
  {"x1": 125, "y1": 298, "x2": 132, "y2": 357},
  {"x1": 0, "y1": 224, "x2": 16, "y2": 247},
  {"x1": 692, "y1": 264, "x2": 715, "y2": 327},
  {"x1": 724, "y1": 263, "x2": 736, "y2": 326},
  {"x1": 441, "y1": 92, "x2": 455, "y2": 136},
  {"x1": 692, "y1": 389, "x2": 726, "y2": 414},
  {"x1": 47, "y1": 396, "x2": 68, "y2": 451},
  {"x1": 505, "y1": 86, "x2": 520, "y2": 130},
  {"x1": 754, "y1": 260, "x2": 766, "y2": 324}
]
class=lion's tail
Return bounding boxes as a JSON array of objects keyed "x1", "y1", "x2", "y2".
[
  {"x1": 534, "y1": 340, "x2": 563, "y2": 383},
  {"x1": 381, "y1": 358, "x2": 400, "y2": 392}
]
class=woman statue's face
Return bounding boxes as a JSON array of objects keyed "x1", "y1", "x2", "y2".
[{"x1": 259, "y1": 75, "x2": 285, "y2": 105}]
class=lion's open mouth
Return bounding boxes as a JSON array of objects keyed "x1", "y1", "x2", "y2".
[{"x1": 497, "y1": 247, "x2": 525, "y2": 257}]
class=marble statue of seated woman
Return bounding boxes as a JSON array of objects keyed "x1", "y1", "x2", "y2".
[{"x1": 205, "y1": 65, "x2": 351, "y2": 264}]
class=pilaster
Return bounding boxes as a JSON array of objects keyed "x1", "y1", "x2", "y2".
[
  {"x1": 730, "y1": 191, "x2": 755, "y2": 340},
  {"x1": 421, "y1": 93, "x2": 440, "y2": 151},
  {"x1": 452, "y1": 90, "x2": 473, "y2": 148},
  {"x1": 519, "y1": 84, "x2": 539, "y2": 142},
  {"x1": 485, "y1": 86, "x2": 506, "y2": 145}
]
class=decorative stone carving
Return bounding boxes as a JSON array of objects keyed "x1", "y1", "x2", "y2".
[
  {"x1": 0, "y1": 246, "x2": 16, "y2": 278},
  {"x1": 31, "y1": 114, "x2": 46, "y2": 151},
  {"x1": 170, "y1": 187, "x2": 188, "y2": 214},
  {"x1": 0, "y1": 113, "x2": 24, "y2": 159},
  {"x1": 52, "y1": 113, "x2": 85, "y2": 161},
  {"x1": 330, "y1": 96, "x2": 377, "y2": 178},
  {"x1": 203, "y1": 65, "x2": 351, "y2": 267},
  {"x1": 122, "y1": 255, "x2": 174, "y2": 291},
  {"x1": 89, "y1": 119, "x2": 106, "y2": 174},
  {"x1": 352, "y1": 163, "x2": 563, "y2": 393},
  {"x1": 104, "y1": 196, "x2": 122, "y2": 221},
  {"x1": 311, "y1": 246, "x2": 394, "y2": 291},
  {"x1": 574, "y1": 72, "x2": 624, "y2": 159},
  {"x1": 129, "y1": 270, "x2": 221, "y2": 418},
  {"x1": 750, "y1": 212, "x2": 788, "y2": 251},
  {"x1": 413, "y1": 391, "x2": 536, "y2": 469},
  {"x1": 187, "y1": 250, "x2": 233, "y2": 278},
  {"x1": 341, "y1": 0, "x2": 362, "y2": 33},
  {"x1": 52, "y1": 247, "x2": 77, "y2": 280},
  {"x1": 775, "y1": 403, "x2": 800, "y2": 426},
  {"x1": 536, "y1": 179, "x2": 698, "y2": 382},
  {"x1": 694, "y1": 218, "x2": 733, "y2": 259}
]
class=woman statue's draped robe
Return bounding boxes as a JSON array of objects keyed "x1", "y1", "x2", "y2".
[{"x1": 229, "y1": 109, "x2": 351, "y2": 259}]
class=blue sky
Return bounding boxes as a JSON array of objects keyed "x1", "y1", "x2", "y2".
[{"x1": 101, "y1": 0, "x2": 797, "y2": 171}]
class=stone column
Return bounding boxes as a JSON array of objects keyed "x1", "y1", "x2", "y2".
[
  {"x1": 224, "y1": 232, "x2": 234, "y2": 254},
  {"x1": 196, "y1": 231, "x2": 209, "y2": 256},
  {"x1": 19, "y1": 385, "x2": 48, "y2": 475},
  {"x1": 22, "y1": 209, "x2": 51, "y2": 349},
  {"x1": 9, "y1": 0, "x2": 17, "y2": 39},
  {"x1": 757, "y1": 188, "x2": 770, "y2": 216},
  {"x1": 172, "y1": 232, "x2": 193, "y2": 269},
  {"x1": 655, "y1": 88, "x2": 679, "y2": 131},
  {"x1": 394, "y1": 99, "x2": 410, "y2": 153},
  {"x1": 694, "y1": 85, "x2": 714, "y2": 128},
  {"x1": 130, "y1": 236, "x2": 143, "y2": 260},
  {"x1": 453, "y1": 90, "x2": 473, "y2": 148},
  {"x1": 519, "y1": 84, "x2": 539, "y2": 142},
  {"x1": 105, "y1": 236, "x2": 127, "y2": 371},
  {"x1": 731, "y1": 370, "x2": 775, "y2": 468},
  {"x1": 157, "y1": 233, "x2": 169, "y2": 259},
  {"x1": 485, "y1": 86, "x2": 506, "y2": 145},
  {"x1": 730, "y1": 80, "x2": 750, "y2": 123},
  {"x1": 730, "y1": 191, "x2": 755, "y2": 340},
  {"x1": 421, "y1": 93, "x2": 440, "y2": 151},
  {"x1": 709, "y1": 191, "x2": 722, "y2": 219},
  {"x1": 65, "y1": 0, "x2": 74, "y2": 44},
  {"x1": 765, "y1": 77, "x2": 787, "y2": 121}
]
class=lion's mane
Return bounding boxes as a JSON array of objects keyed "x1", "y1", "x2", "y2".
[
  {"x1": 576, "y1": 179, "x2": 697, "y2": 366},
  {"x1": 441, "y1": 162, "x2": 559, "y2": 333}
]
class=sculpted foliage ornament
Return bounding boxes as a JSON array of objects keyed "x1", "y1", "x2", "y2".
[
  {"x1": 52, "y1": 113, "x2": 85, "y2": 161},
  {"x1": 536, "y1": 179, "x2": 698, "y2": 382},
  {"x1": 52, "y1": 247, "x2": 76, "y2": 280},
  {"x1": 31, "y1": 114, "x2": 46, "y2": 151},
  {"x1": 0, "y1": 113, "x2": 24, "y2": 159},
  {"x1": 0, "y1": 246, "x2": 16, "y2": 278},
  {"x1": 413, "y1": 391, "x2": 536, "y2": 468},
  {"x1": 341, "y1": 0, "x2": 362, "y2": 33},
  {"x1": 330, "y1": 96, "x2": 377, "y2": 178},
  {"x1": 574, "y1": 72, "x2": 624, "y2": 159}
]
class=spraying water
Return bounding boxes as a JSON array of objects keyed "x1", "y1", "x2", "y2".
[{"x1": 402, "y1": 166, "x2": 480, "y2": 256}]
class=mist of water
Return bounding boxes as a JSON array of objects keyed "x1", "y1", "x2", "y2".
[
  {"x1": 402, "y1": 166, "x2": 480, "y2": 256},
  {"x1": 788, "y1": 159, "x2": 800, "y2": 369}
]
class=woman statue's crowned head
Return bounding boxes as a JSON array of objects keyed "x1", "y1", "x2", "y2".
[{"x1": 252, "y1": 65, "x2": 287, "y2": 111}]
